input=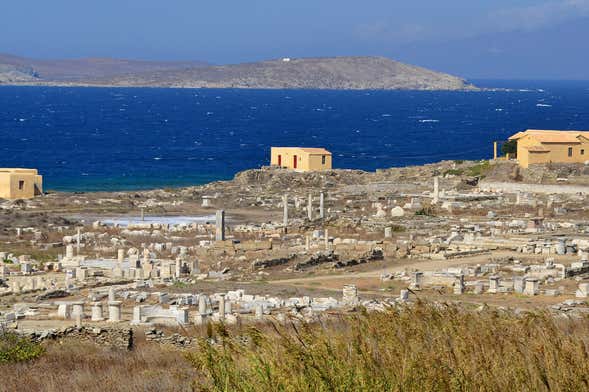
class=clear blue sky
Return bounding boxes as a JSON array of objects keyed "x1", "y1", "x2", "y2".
[{"x1": 2, "y1": 0, "x2": 589, "y2": 79}]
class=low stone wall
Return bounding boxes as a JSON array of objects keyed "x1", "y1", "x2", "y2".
[
  {"x1": 479, "y1": 181, "x2": 589, "y2": 195},
  {"x1": 144, "y1": 328, "x2": 196, "y2": 348},
  {"x1": 22, "y1": 326, "x2": 133, "y2": 350}
]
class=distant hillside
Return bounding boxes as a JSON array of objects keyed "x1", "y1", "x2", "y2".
[
  {"x1": 0, "y1": 53, "x2": 208, "y2": 81},
  {"x1": 0, "y1": 64, "x2": 38, "y2": 83},
  {"x1": 108, "y1": 57, "x2": 477, "y2": 90},
  {"x1": 0, "y1": 54, "x2": 477, "y2": 90}
]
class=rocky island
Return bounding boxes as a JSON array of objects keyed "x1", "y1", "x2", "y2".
[{"x1": 0, "y1": 54, "x2": 477, "y2": 90}]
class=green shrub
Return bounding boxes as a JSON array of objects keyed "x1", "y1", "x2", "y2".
[
  {"x1": 466, "y1": 160, "x2": 491, "y2": 177},
  {"x1": 415, "y1": 207, "x2": 435, "y2": 216},
  {"x1": 0, "y1": 332, "x2": 45, "y2": 363},
  {"x1": 443, "y1": 168, "x2": 464, "y2": 176},
  {"x1": 501, "y1": 140, "x2": 517, "y2": 155}
]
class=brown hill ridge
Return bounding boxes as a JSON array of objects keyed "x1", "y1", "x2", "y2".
[{"x1": 0, "y1": 55, "x2": 477, "y2": 91}]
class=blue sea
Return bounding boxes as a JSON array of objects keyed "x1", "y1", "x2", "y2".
[{"x1": 1, "y1": 80, "x2": 589, "y2": 191}]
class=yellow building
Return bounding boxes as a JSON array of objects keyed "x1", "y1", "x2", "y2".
[
  {"x1": 270, "y1": 147, "x2": 332, "y2": 172},
  {"x1": 0, "y1": 169, "x2": 43, "y2": 199},
  {"x1": 508, "y1": 130, "x2": 589, "y2": 168}
]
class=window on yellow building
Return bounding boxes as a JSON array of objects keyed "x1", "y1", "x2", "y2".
[
  {"x1": 582, "y1": 149, "x2": 585, "y2": 155},
  {"x1": 322, "y1": 155, "x2": 326, "y2": 165},
  {"x1": 18, "y1": 180, "x2": 24, "y2": 190},
  {"x1": 568, "y1": 147, "x2": 573, "y2": 157}
]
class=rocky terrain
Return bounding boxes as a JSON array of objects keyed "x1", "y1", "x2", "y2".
[
  {"x1": 0, "y1": 64, "x2": 38, "y2": 83},
  {"x1": 0, "y1": 53, "x2": 207, "y2": 82},
  {"x1": 0, "y1": 54, "x2": 477, "y2": 91},
  {"x1": 106, "y1": 56, "x2": 477, "y2": 90}
]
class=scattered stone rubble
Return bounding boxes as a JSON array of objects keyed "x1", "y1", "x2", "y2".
[{"x1": 3, "y1": 160, "x2": 589, "y2": 344}]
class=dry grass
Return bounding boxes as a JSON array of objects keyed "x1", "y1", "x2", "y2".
[
  {"x1": 3, "y1": 303, "x2": 589, "y2": 391},
  {"x1": 188, "y1": 302, "x2": 589, "y2": 392},
  {"x1": 0, "y1": 339, "x2": 197, "y2": 392}
]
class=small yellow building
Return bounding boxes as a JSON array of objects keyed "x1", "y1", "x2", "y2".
[
  {"x1": 508, "y1": 130, "x2": 589, "y2": 168},
  {"x1": 270, "y1": 147, "x2": 332, "y2": 172},
  {"x1": 0, "y1": 168, "x2": 43, "y2": 199}
]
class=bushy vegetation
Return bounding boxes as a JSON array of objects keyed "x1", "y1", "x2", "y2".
[
  {"x1": 466, "y1": 160, "x2": 491, "y2": 177},
  {"x1": 443, "y1": 168, "x2": 464, "y2": 176},
  {"x1": 187, "y1": 303, "x2": 589, "y2": 392},
  {"x1": 443, "y1": 161, "x2": 491, "y2": 178},
  {"x1": 501, "y1": 140, "x2": 517, "y2": 155},
  {"x1": 0, "y1": 332, "x2": 44, "y2": 364},
  {"x1": 415, "y1": 206, "x2": 436, "y2": 216}
]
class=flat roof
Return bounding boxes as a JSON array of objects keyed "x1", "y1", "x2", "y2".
[
  {"x1": 271, "y1": 147, "x2": 331, "y2": 155},
  {"x1": 508, "y1": 130, "x2": 589, "y2": 143},
  {"x1": 0, "y1": 168, "x2": 39, "y2": 173}
]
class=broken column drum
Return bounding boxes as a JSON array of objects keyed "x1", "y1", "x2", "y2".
[
  {"x1": 409, "y1": 272, "x2": 423, "y2": 290},
  {"x1": 488, "y1": 276, "x2": 500, "y2": 293},
  {"x1": 108, "y1": 301, "x2": 122, "y2": 322},
  {"x1": 342, "y1": 285, "x2": 359, "y2": 305},
  {"x1": 71, "y1": 301, "x2": 85, "y2": 319},
  {"x1": 91, "y1": 302, "x2": 104, "y2": 321},
  {"x1": 523, "y1": 278, "x2": 539, "y2": 296}
]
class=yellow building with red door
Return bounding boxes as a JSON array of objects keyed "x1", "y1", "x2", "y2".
[
  {"x1": 508, "y1": 130, "x2": 589, "y2": 168},
  {"x1": 270, "y1": 147, "x2": 332, "y2": 172}
]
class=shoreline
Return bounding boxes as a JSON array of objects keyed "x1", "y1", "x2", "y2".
[{"x1": 0, "y1": 81, "x2": 493, "y2": 92}]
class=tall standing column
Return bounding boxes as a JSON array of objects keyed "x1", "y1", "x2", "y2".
[
  {"x1": 196, "y1": 294, "x2": 209, "y2": 325},
  {"x1": 218, "y1": 294, "x2": 226, "y2": 321},
  {"x1": 433, "y1": 177, "x2": 439, "y2": 204},
  {"x1": 66, "y1": 244, "x2": 74, "y2": 259},
  {"x1": 76, "y1": 227, "x2": 81, "y2": 255},
  {"x1": 117, "y1": 249, "x2": 125, "y2": 264},
  {"x1": 255, "y1": 303, "x2": 264, "y2": 320},
  {"x1": 215, "y1": 210, "x2": 225, "y2": 241},
  {"x1": 319, "y1": 192, "x2": 325, "y2": 219},
  {"x1": 199, "y1": 294, "x2": 208, "y2": 315},
  {"x1": 307, "y1": 194, "x2": 313, "y2": 221},
  {"x1": 282, "y1": 195, "x2": 288, "y2": 228}
]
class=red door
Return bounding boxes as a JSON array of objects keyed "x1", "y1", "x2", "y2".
[
  {"x1": 293, "y1": 155, "x2": 297, "y2": 169},
  {"x1": 278, "y1": 154, "x2": 281, "y2": 166}
]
